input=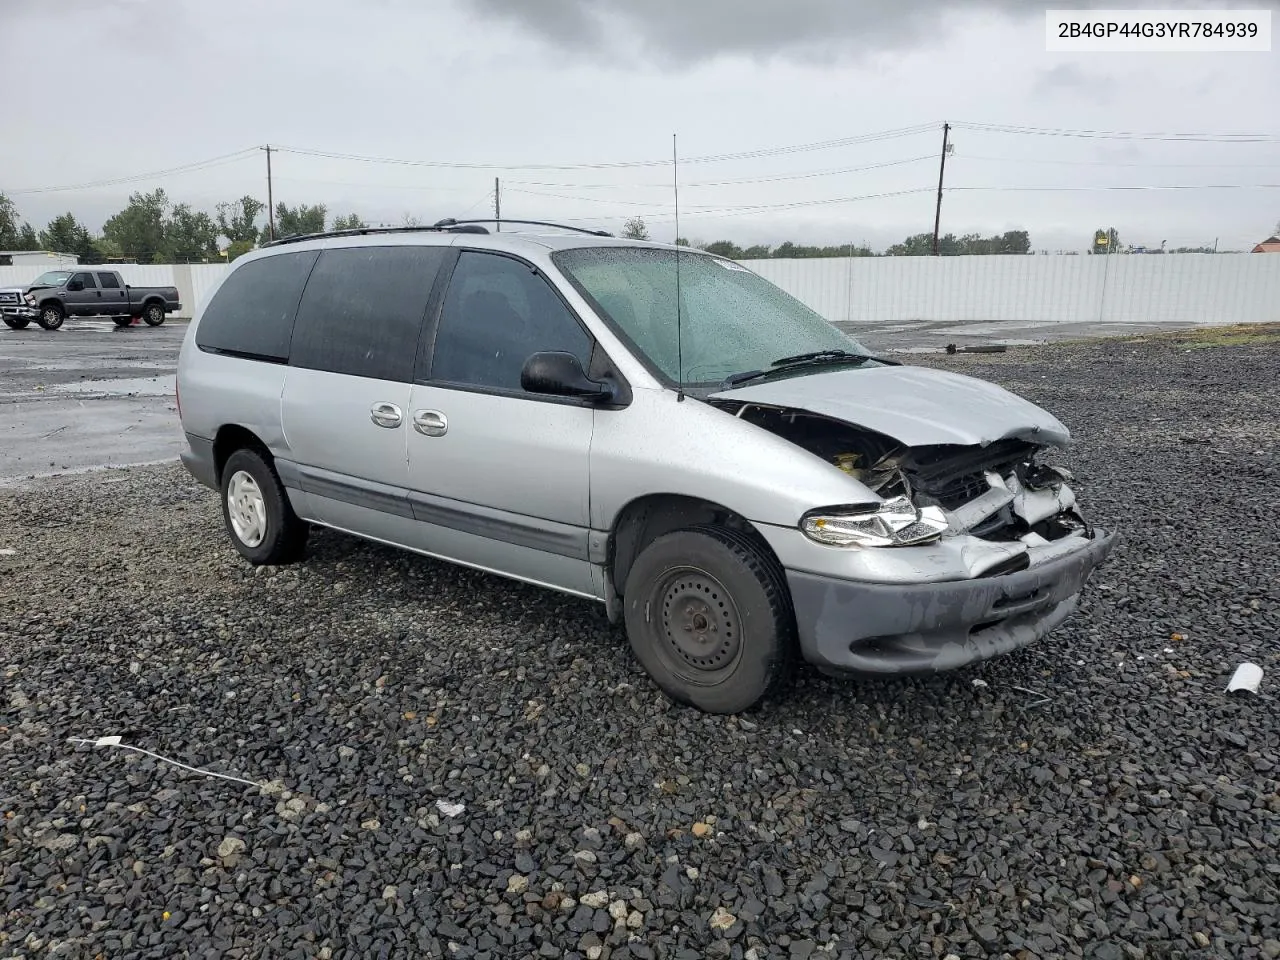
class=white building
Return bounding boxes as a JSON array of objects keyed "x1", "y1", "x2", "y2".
[{"x1": 0, "y1": 250, "x2": 81, "y2": 268}]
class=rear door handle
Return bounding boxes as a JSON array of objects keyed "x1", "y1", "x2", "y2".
[
  {"x1": 370, "y1": 402, "x2": 403, "y2": 429},
  {"x1": 413, "y1": 409, "x2": 448, "y2": 437}
]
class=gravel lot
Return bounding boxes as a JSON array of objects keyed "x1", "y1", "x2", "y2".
[{"x1": 2, "y1": 331, "x2": 1278, "y2": 960}]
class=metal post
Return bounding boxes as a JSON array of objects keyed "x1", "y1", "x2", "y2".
[
  {"x1": 265, "y1": 145, "x2": 276, "y2": 242},
  {"x1": 494, "y1": 177, "x2": 501, "y2": 232},
  {"x1": 932, "y1": 123, "x2": 950, "y2": 256}
]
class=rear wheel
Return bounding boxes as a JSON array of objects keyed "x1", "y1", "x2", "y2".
[
  {"x1": 3, "y1": 316, "x2": 30, "y2": 330},
  {"x1": 36, "y1": 304, "x2": 64, "y2": 330},
  {"x1": 112, "y1": 316, "x2": 133, "y2": 328},
  {"x1": 220, "y1": 448, "x2": 308, "y2": 565},
  {"x1": 143, "y1": 303, "x2": 165, "y2": 326},
  {"x1": 623, "y1": 525, "x2": 796, "y2": 714}
]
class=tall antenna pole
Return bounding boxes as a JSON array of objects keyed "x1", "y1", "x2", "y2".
[
  {"x1": 265, "y1": 145, "x2": 276, "y2": 242},
  {"x1": 673, "y1": 133, "x2": 684, "y2": 403},
  {"x1": 494, "y1": 177, "x2": 501, "y2": 232},
  {"x1": 931, "y1": 122, "x2": 950, "y2": 256}
]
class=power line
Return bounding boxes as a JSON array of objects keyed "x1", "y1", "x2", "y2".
[
  {"x1": 960, "y1": 155, "x2": 1280, "y2": 169},
  {"x1": 948, "y1": 183, "x2": 1280, "y2": 193},
  {"x1": 504, "y1": 154, "x2": 937, "y2": 190},
  {"x1": 952, "y1": 122, "x2": 1280, "y2": 143},
  {"x1": 5, "y1": 148, "x2": 260, "y2": 195},
  {"x1": 271, "y1": 124, "x2": 939, "y2": 172}
]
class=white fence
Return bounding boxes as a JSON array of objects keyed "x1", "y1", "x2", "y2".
[
  {"x1": 0, "y1": 263, "x2": 229, "y2": 319},
  {"x1": 3, "y1": 252, "x2": 1279, "y2": 327},
  {"x1": 742, "y1": 253, "x2": 1280, "y2": 327}
]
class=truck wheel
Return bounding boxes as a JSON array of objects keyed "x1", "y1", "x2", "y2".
[
  {"x1": 623, "y1": 524, "x2": 796, "y2": 714},
  {"x1": 36, "y1": 304, "x2": 64, "y2": 330},
  {"x1": 143, "y1": 304, "x2": 165, "y2": 326},
  {"x1": 3, "y1": 317, "x2": 30, "y2": 330},
  {"x1": 112, "y1": 316, "x2": 133, "y2": 328},
  {"x1": 220, "y1": 448, "x2": 308, "y2": 565}
]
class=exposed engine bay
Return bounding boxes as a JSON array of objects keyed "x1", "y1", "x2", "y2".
[{"x1": 711, "y1": 400, "x2": 1092, "y2": 575}]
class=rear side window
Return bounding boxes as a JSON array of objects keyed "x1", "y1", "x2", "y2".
[
  {"x1": 430, "y1": 251, "x2": 593, "y2": 392},
  {"x1": 97, "y1": 273, "x2": 121, "y2": 289},
  {"x1": 195, "y1": 251, "x2": 318, "y2": 362},
  {"x1": 289, "y1": 245, "x2": 445, "y2": 382}
]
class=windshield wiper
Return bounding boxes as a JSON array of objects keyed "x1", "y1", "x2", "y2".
[{"x1": 721, "y1": 349, "x2": 895, "y2": 388}]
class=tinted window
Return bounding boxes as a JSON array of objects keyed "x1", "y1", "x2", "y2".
[
  {"x1": 72, "y1": 272, "x2": 96, "y2": 289},
  {"x1": 97, "y1": 272, "x2": 121, "y2": 289},
  {"x1": 195, "y1": 251, "x2": 318, "y2": 362},
  {"x1": 290, "y1": 245, "x2": 445, "y2": 382},
  {"x1": 431, "y1": 252, "x2": 593, "y2": 392}
]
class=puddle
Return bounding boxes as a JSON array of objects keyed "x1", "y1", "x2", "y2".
[{"x1": 50, "y1": 375, "x2": 175, "y2": 397}]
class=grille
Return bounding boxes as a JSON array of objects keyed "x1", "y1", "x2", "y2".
[
  {"x1": 930, "y1": 471, "x2": 991, "y2": 510},
  {"x1": 0, "y1": 292, "x2": 19, "y2": 305}
]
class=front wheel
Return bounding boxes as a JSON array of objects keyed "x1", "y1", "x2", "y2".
[
  {"x1": 3, "y1": 316, "x2": 30, "y2": 330},
  {"x1": 143, "y1": 303, "x2": 165, "y2": 326},
  {"x1": 220, "y1": 448, "x2": 308, "y2": 565},
  {"x1": 36, "y1": 304, "x2": 64, "y2": 330},
  {"x1": 623, "y1": 525, "x2": 796, "y2": 714}
]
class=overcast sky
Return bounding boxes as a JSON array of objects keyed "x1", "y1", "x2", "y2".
[{"x1": 2, "y1": 0, "x2": 1278, "y2": 252}]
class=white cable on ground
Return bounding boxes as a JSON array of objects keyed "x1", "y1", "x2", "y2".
[{"x1": 67, "y1": 736, "x2": 265, "y2": 788}]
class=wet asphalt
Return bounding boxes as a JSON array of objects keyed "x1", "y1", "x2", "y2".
[{"x1": 0, "y1": 316, "x2": 1200, "y2": 485}]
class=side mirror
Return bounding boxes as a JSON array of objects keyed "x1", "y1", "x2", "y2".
[
  {"x1": 67, "y1": 280, "x2": 83, "y2": 291},
  {"x1": 521, "y1": 351, "x2": 613, "y2": 402}
]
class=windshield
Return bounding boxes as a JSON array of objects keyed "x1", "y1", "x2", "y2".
[
  {"x1": 552, "y1": 247, "x2": 869, "y2": 386},
  {"x1": 31, "y1": 271, "x2": 72, "y2": 286}
]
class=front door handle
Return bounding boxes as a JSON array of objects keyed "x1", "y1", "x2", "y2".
[
  {"x1": 370, "y1": 402, "x2": 403, "y2": 429},
  {"x1": 413, "y1": 409, "x2": 448, "y2": 437}
]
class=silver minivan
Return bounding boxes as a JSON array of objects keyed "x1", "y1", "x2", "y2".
[{"x1": 176, "y1": 220, "x2": 1115, "y2": 713}]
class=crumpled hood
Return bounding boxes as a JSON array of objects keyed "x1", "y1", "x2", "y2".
[{"x1": 710, "y1": 364, "x2": 1071, "y2": 448}]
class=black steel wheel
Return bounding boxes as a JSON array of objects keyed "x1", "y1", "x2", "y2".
[{"x1": 623, "y1": 525, "x2": 795, "y2": 713}]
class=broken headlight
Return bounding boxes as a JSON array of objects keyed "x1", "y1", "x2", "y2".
[{"x1": 801, "y1": 496, "x2": 949, "y2": 548}]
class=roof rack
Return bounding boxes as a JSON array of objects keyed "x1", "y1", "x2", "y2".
[
  {"x1": 260, "y1": 217, "x2": 613, "y2": 248},
  {"x1": 436, "y1": 218, "x2": 613, "y2": 238}
]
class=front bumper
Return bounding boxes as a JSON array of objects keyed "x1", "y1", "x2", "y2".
[
  {"x1": 787, "y1": 528, "x2": 1117, "y2": 674},
  {"x1": 1, "y1": 305, "x2": 36, "y2": 319}
]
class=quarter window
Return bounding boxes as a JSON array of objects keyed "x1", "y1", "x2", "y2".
[{"x1": 195, "y1": 250, "x2": 318, "y2": 362}]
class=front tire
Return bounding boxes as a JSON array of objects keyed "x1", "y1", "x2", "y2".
[
  {"x1": 36, "y1": 304, "x2": 64, "y2": 330},
  {"x1": 143, "y1": 303, "x2": 165, "y2": 326},
  {"x1": 3, "y1": 316, "x2": 30, "y2": 330},
  {"x1": 219, "y1": 448, "x2": 308, "y2": 565},
  {"x1": 623, "y1": 525, "x2": 796, "y2": 714}
]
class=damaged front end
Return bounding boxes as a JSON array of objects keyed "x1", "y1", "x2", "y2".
[{"x1": 709, "y1": 398, "x2": 1117, "y2": 674}]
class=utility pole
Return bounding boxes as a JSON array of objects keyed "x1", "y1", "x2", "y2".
[
  {"x1": 494, "y1": 177, "x2": 501, "y2": 232},
  {"x1": 264, "y1": 145, "x2": 276, "y2": 242},
  {"x1": 931, "y1": 122, "x2": 951, "y2": 257}
]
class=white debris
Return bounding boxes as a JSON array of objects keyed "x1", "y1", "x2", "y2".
[
  {"x1": 971, "y1": 678, "x2": 989, "y2": 689},
  {"x1": 1226, "y1": 662, "x2": 1263, "y2": 695},
  {"x1": 435, "y1": 799, "x2": 466, "y2": 818},
  {"x1": 0, "y1": 548, "x2": 16, "y2": 556}
]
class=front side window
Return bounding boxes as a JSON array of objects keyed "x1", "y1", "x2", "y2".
[
  {"x1": 71, "y1": 272, "x2": 97, "y2": 289},
  {"x1": 97, "y1": 273, "x2": 121, "y2": 289},
  {"x1": 290, "y1": 245, "x2": 446, "y2": 382},
  {"x1": 552, "y1": 247, "x2": 868, "y2": 386},
  {"x1": 430, "y1": 251, "x2": 593, "y2": 392}
]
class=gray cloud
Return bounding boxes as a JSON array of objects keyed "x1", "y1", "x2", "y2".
[{"x1": 469, "y1": 0, "x2": 1278, "y2": 63}]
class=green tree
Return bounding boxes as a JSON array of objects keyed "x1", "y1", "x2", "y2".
[
  {"x1": 102, "y1": 189, "x2": 170, "y2": 262},
  {"x1": 1091, "y1": 227, "x2": 1120, "y2": 255},
  {"x1": 331, "y1": 213, "x2": 367, "y2": 231},
  {"x1": 704, "y1": 240, "x2": 746, "y2": 259},
  {"x1": 622, "y1": 217, "x2": 650, "y2": 241},
  {"x1": 164, "y1": 204, "x2": 219, "y2": 262},
  {"x1": 0, "y1": 193, "x2": 40, "y2": 250},
  {"x1": 265, "y1": 203, "x2": 327, "y2": 241},
  {"x1": 216, "y1": 196, "x2": 263, "y2": 245},
  {"x1": 38, "y1": 213, "x2": 96, "y2": 260}
]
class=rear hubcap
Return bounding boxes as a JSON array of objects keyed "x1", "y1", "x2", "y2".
[
  {"x1": 658, "y1": 569, "x2": 741, "y2": 678},
  {"x1": 226, "y1": 470, "x2": 267, "y2": 547}
]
